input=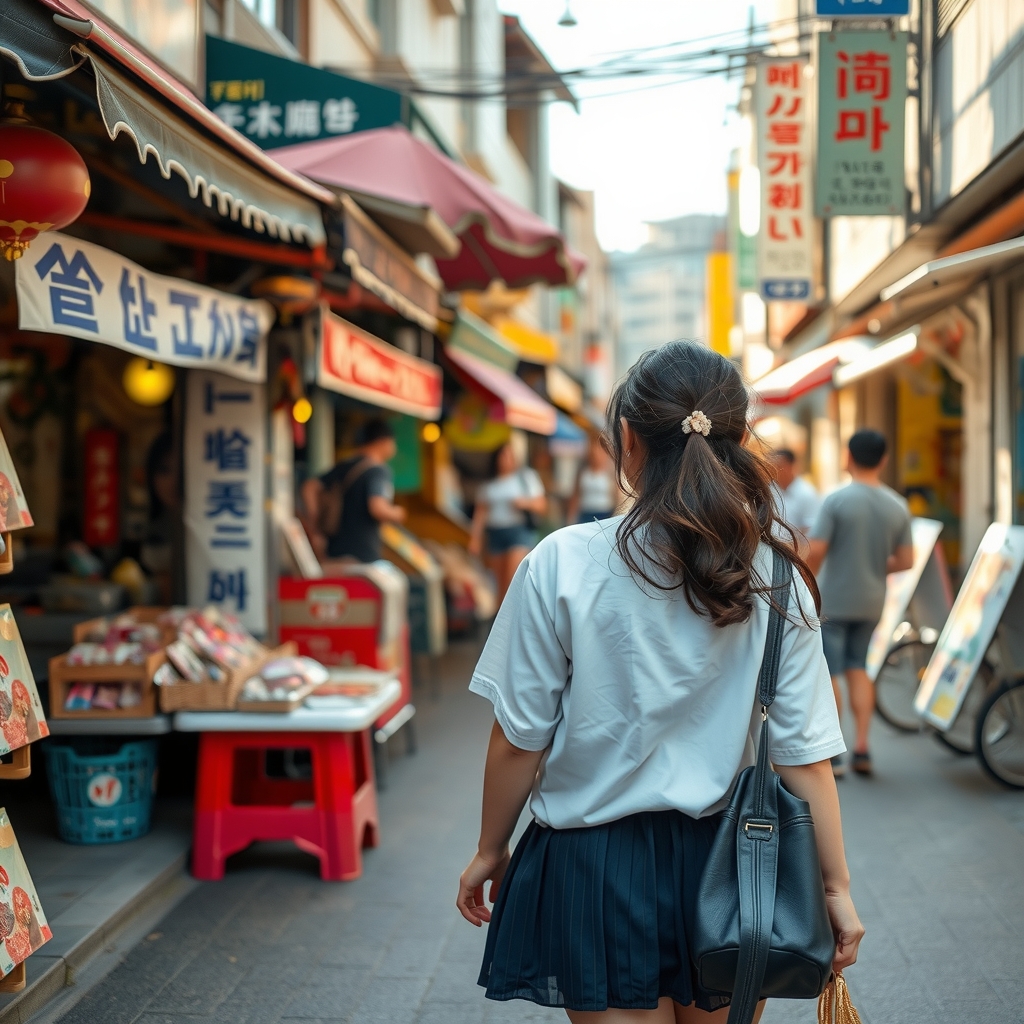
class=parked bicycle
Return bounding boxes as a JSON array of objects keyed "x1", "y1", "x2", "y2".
[{"x1": 874, "y1": 620, "x2": 993, "y2": 756}]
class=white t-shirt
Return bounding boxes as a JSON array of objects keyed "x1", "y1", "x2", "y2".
[
  {"x1": 469, "y1": 518, "x2": 844, "y2": 828},
  {"x1": 774, "y1": 476, "x2": 821, "y2": 536},
  {"x1": 578, "y1": 468, "x2": 615, "y2": 514},
  {"x1": 479, "y1": 468, "x2": 545, "y2": 529}
]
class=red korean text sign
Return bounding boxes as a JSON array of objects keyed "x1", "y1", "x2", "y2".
[
  {"x1": 756, "y1": 58, "x2": 814, "y2": 301},
  {"x1": 816, "y1": 31, "x2": 907, "y2": 217},
  {"x1": 84, "y1": 428, "x2": 119, "y2": 547},
  {"x1": 317, "y1": 310, "x2": 443, "y2": 420}
]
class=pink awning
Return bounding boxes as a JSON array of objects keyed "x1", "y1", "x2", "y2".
[
  {"x1": 444, "y1": 347, "x2": 557, "y2": 435},
  {"x1": 273, "y1": 126, "x2": 587, "y2": 291},
  {"x1": 752, "y1": 340, "x2": 871, "y2": 405}
]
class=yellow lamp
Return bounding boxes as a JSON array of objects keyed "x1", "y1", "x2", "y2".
[
  {"x1": 421, "y1": 422, "x2": 441, "y2": 444},
  {"x1": 292, "y1": 397, "x2": 313, "y2": 424},
  {"x1": 123, "y1": 358, "x2": 175, "y2": 406}
]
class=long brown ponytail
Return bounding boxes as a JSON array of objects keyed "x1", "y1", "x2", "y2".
[{"x1": 606, "y1": 341, "x2": 818, "y2": 627}]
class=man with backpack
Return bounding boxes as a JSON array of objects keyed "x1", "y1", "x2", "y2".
[{"x1": 301, "y1": 418, "x2": 406, "y2": 565}]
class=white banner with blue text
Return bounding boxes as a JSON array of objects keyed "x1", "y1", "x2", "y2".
[
  {"x1": 184, "y1": 370, "x2": 267, "y2": 635},
  {"x1": 17, "y1": 232, "x2": 271, "y2": 383}
]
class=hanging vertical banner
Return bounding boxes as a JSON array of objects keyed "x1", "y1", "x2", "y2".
[
  {"x1": 756, "y1": 59, "x2": 814, "y2": 301},
  {"x1": 185, "y1": 371, "x2": 267, "y2": 635},
  {"x1": 83, "y1": 429, "x2": 119, "y2": 548},
  {"x1": 816, "y1": 31, "x2": 907, "y2": 217}
]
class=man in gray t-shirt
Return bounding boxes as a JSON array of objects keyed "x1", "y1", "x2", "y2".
[{"x1": 808, "y1": 430, "x2": 913, "y2": 778}]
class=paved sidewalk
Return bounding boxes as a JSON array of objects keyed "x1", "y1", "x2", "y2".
[{"x1": 49, "y1": 639, "x2": 1024, "y2": 1024}]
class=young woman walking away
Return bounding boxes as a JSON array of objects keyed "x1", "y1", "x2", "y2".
[
  {"x1": 469, "y1": 439, "x2": 547, "y2": 605},
  {"x1": 456, "y1": 341, "x2": 864, "y2": 1024}
]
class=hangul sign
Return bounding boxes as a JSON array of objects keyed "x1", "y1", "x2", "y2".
[
  {"x1": 184, "y1": 372, "x2": 267, "y2": 635},
  {"x1": 16, "y1": 233, "x2": 271, "y2": 383},
  {"x1": 756, "y1": 59, "x2": 814, "y2": 302},
  {"x1": 816, "y1": 0, "x2": 909, "y2": 14},
  {"x1": 318, "y1": 310, "x2": 443, "y2": 419},
  {"x1": 205, "y1": 36, "x2": 403, "y2": 151},
  {"x1": 816, "y1": 31, "x2": 907, "y2": 217},
  {"x1": 83, "y1": 429, "x2": 119, "y2": 548}
]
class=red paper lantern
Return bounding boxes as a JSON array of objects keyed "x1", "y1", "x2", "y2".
[{"x1": 0, "y1": 125, "x2": 91, "y2": 261}]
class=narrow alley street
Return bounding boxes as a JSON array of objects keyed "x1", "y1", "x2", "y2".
[{"x1": 41, "y1": 640, "x2": 1024, "y2": 1024}]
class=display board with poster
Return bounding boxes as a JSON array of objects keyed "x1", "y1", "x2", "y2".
[
  {"x1": 0, "y1": 431, "x2": 32, "y2": 535},
  {"x1": 916, "y1": 524, "x2": 1024, "y2": 730},
  {"x1": 0, "y1": 809, "x2": 51, "y2": 977},
  {"x1": 0, "y1": 607, "x2": 47, "y2": 757},
  {"x1": 865, "y1": 518, "x2": 946, "y2": 681}
]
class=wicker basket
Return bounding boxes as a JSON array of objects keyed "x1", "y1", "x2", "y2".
[{"x1": 157, "y1": 642, "x2": 298, "y2": 713}]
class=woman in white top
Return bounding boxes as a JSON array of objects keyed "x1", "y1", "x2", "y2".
[
  {"x1": 457, "y1": 342, "x2": 863, "y2": 1023},
  {"x1": 568, "y1": 434, "x2": 622, "y2": 524},
  {"x1": 469, "y1": 441, "x2": 547, "y2": 605}
]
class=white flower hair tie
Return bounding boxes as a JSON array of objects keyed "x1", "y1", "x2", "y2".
[{"x1": 681, "y1": 410, "x2": 712, "y2": 436}]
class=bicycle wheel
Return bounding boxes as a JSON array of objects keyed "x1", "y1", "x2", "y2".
[
  {"x1": 875, "y1": 641, "x2": 932, "y2": 732},
  {"x1": 975, "y1": 680, "x2": 1024, "y2": 788},
  {"x1": 934, "y1": 665, "x2": 992, "y2": 755}
]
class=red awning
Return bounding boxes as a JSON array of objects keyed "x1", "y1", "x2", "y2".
[
  {"x1": 752, "y1": 339, "x2": 871, "y2": 405},
  {"x1": 444, "y1": 347, "x2": 557, "y2": 435},
  {"x1": 273, "y1": 126, "x2": 587, "y2": 290}
]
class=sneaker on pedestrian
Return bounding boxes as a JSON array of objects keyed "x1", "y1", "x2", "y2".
[
  {"x1": 852, "y1": 751, "x2": 873, "y2": 776},
  {"x1": 831, "y1": 755, "x2": 846, "y2": 778}
]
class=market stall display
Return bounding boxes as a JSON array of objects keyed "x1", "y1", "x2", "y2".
[
  {"x1": 48, "y1": 610, "x2": 170, "y2": 720},
  {"x1": 237, "y1": 656, "x2": 329, "y2": 712},
  {"x1": 0, "y1": 810, "x2": 51, "y2": 990},
  {"x1": 0, "y1": 604, "x2": 48, "y2": 780},
  {"x1": 154, "y1": 609, "x2": 297, "y2": 712}
]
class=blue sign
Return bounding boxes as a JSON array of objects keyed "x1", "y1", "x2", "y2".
[{"x1": 816, "y1": 0, "x2": 909, "y2": 15}]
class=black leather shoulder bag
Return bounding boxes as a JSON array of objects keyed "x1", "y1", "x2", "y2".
[{"x1": 692, "y1": 549, "x2": 836, "y2": 1024}]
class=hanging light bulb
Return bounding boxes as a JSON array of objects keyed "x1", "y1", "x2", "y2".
[
  {"x1": 558, "y1": 1, "x2": 577, "y2": 26},
  {"x1": 123, "y1": 358, "x2": 175, "y2": 406}
]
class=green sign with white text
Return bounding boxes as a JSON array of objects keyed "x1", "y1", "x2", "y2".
[
  {"x1": 204, "y1": 36, "x2": 404, "y2": 150},
  {"x1": 815, "y1": 31, "x2": 907, "y2": 217}
]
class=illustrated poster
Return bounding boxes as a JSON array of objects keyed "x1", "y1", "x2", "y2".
[
  {"x1": 0, "y1": 809, "x2": 51, "y2": 975},
  {"x1": 0, "y1": 430, "x2": 32, "y2": 533},
  {"x1": 916, "y1": 524, "x2": 1024, "y2": 730},
  {"x1": 0, "y1": 606, "x2": 47, "y2": 756},
  {"x1": 865, "y1": 518, "x2": 944, "y2": 681}
]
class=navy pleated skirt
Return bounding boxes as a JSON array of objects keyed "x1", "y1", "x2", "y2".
[{"x1": 478, "y1": 809, "x2": 730, "y2": 1013}]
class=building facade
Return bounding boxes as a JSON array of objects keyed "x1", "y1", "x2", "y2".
[
  {"x1": 754, "y1": 0, "x2": 1024, "y2": 578},
  {"x1": 610, "y1": 214, "x2": 726, "y2": 378}
]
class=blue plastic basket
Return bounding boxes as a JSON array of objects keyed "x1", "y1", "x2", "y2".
[{"x1": 44, "y1": 738, "x2": 158, "y2": 845}]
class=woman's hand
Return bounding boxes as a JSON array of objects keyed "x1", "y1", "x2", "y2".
[
  {"x1": 826, "y1": 886, "x2": 865, "y2": 971},
  {"x1": 457, "y1": 848, "x2": 510, "y2": 926},
  {"x1": 468, "y1": 533, "x2": 483, "y2": 558}
]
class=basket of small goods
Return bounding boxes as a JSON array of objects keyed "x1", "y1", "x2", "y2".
[
  {"x1": 236, "y1": 656, "x2": 329, "y2": 712},
  {"x1": 49, "y1": 610, "x2": 170, "y2": 719},
  {"x1": 155, "y1": 607, "x2": 296, "y2": 712}
]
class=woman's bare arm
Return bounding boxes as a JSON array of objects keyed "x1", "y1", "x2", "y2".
[
  {"x1": 777, "y1": 760, "x2": 865, "y2": 971},
  {"x1": 456, "y1": 721, "x2": 545, "y2": 925},
  {"x1": 468, "y1": 500, "x2": 488, "y2": 557}
]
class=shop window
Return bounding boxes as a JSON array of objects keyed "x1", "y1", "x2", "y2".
[{"x1": 897, "y1": 360, "x2": 962, "y2": 569}]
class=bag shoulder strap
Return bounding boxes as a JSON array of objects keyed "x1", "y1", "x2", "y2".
[
  {"x1": 336, "y1": 456, "x2": 375, "y2": 498},
  {"x1": 758, "y1": 549, "x2": 792, "y2": 711},
  {"x1": 725, "y1": 548, "x2": 793, "y2": 1024}
]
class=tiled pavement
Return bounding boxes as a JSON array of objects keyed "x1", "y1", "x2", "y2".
[{"x1": 48, "y1": 639, "x2": 1024, "y2": 1024}]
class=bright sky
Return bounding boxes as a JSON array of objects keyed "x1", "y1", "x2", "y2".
[{"x1": 499, "y1": 0, "x2": 769, "y2": 252}]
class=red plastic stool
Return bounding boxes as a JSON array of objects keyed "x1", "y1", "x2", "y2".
[{"x1": 191, "y1": 729, "x2": 379, "y2": 881}]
